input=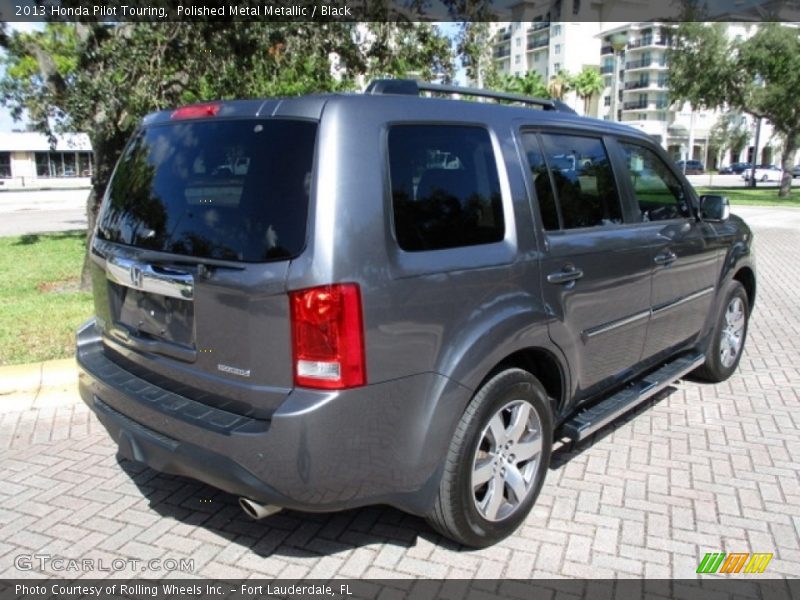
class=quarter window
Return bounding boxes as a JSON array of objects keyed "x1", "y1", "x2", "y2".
[
  {"x1": 619, "y1": 141, "x2": 691, "y2": 221},
  {"x1": 388, "y1": 126, "x2": 505, "y2": 252}
]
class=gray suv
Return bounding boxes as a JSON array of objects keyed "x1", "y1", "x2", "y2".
[{"x1": 77, "y1": 80, "x2": 755, "y2": 547}]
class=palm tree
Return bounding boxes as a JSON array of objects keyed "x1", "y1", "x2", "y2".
[
  {"x1": 572, "y1": 66, "x2": 605, "y2": 116},
  {"x1": 547, "y1": 69, "x2": 574, "y2": 101},
  {"x1": 500, "y1": 71, "x2": 549, "y2": 98}
]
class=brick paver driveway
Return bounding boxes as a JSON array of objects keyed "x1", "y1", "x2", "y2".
[{"x1": 1, "y1": 206, "x2": 799, "y2": 579}]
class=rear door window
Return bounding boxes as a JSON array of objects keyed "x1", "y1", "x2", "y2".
[
  {"x1": 97, "y1": 119, "x2": 317, "y2": 262},
  {"x1": 388, "y1": 125, "x2": 504, "y2": 252},
  {"x1": 534, "y1": 133, "x2": 623, "y2": 230}
]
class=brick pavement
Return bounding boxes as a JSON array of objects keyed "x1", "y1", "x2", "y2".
[{"x1": 1, "y1": 206, "x2": 799, "y2": 579}]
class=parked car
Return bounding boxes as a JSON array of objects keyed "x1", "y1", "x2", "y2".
[
  {"x1": 793, "y1": 164, "x2": 800, "y2": 178},
  {"x1": 675, "y1": 159, "x2": 705, "y2": 174},
  {"x1": 718, "y1": 162, "x2": 752, "y2": 175},
  {"x1": 742, "y1": 165, "x2": 783, "y2": 182},
  {"x1": 77, "y1": 79, "x2": 756, "y2": 548}
]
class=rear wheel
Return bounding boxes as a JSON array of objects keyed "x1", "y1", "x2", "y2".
[
  {"x1": 761, "y1": 174, "x2": 768, "y2": 182},
  {"x1": 694, "y1": 281, "x2": 749, "y2": 382},
  {"x1": 426, "y1": 368, "x2": 552, "y2": 547}
]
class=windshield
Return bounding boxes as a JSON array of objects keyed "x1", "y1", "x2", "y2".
[{"x1": 97, "y1": 119, "x2": 317, "y2": 262}]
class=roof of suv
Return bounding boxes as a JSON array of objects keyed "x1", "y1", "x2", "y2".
[{"x1": 142, "y1": 79, "x2": 654, "y2": 143}]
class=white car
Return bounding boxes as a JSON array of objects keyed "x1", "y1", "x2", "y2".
[{"x1": 742, "y1": 166, "x2": 784, "y2": 182}]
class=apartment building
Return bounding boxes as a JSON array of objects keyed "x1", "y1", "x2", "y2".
[
  {"x1": 490, "y1": 21, "x2": 603, "y2": 115},
  {"x1": 597, "y1": 21, "x2": 788, "y2": 168}
]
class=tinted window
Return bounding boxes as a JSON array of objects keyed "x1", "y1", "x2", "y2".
[
  {"x1": 538, "y1": 134, "x2": 623, "y2": 229},
  {"x1": 521, "y1": 134, "x2": 559, "y2": 231},
  {"x1": 97, "y1": 119, "x2": 316, "y2": 262},
  {"x1": 389, "y1": 125, "x2": 504, "y2": 252},
  {"x1": 621, "y1": 142, "x2": 691, "y2": 221}
]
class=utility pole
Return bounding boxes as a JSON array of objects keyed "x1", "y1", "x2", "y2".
[{"x1": 749, "y1": 117, "x2": 762, "y2": 187}]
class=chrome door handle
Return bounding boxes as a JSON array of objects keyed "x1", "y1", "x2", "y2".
[
  {"x1": 654, "y1": 251, "x2": 677, "y2": 266},
  {"x1": 547, "y1": 266, "x2": 584, "y2": 285}
]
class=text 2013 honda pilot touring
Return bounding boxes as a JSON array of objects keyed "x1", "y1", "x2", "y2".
[{"x1": 78, "y1": 80, "x2": 755, "y2": 547}]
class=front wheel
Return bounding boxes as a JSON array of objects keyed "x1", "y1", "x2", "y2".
[
  {"x1": 694, "y1": 281, "x2": 749, "y2": 382},
  {"x1": 426, "y1": 368, "x2": 552, "y2": 547}
]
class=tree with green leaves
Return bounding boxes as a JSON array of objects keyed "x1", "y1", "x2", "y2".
[
  {"x1": 547, "y1": 69, "x2": 573, "y2": 101},
  {"x1": 572, "y1": 66, "x2": 604, "y2": 117},
  {"x1": 709, "y1": 113, "x2": 750, "y2": 167},
  {"x1": 668, "y1": 22, "x2": 800, "y2": 197},
  {"x1": 457, "y1": 22, "x2": 501, "y2": 89},
  {"x1": 495, "y1": 71, "x2": 549, "y2": 98},
  {"x1": 0, "y1": 21, "x2": 453, "y2": 286}
]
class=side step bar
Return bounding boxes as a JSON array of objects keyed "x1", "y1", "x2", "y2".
[{"x1": 560, "y1": 352, "x2": 705, "y2": 442}]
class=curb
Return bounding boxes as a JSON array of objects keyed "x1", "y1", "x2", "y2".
[{"x1": 0, "y1": 357, "x2": 80, "y2": 413}]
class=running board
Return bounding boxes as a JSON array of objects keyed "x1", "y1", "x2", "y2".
[{"x1": 560, "y1": 352, "x2": 705, "y2": 442}]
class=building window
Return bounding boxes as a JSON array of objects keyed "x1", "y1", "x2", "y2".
[
  {"x1": 34, "y1": 151, "x2": 93, "y2": 177},
  {"x1": 515, "y1": 55, "x2": 521, "y2": 64},
  {"x1": 0, "y1": 153, "x2": 10, "y2": 178},
  {"x1": 554, "y1": 62, "x2": 561, "y2": 72},
  {"x1": 553, "y1": 25, "x2": 562, "y2": 36},
  {"x1": 555, "y1": 44, "x2": 561, "y2": 54},
  {"x1": 604, "y1": 96, "x2": 611, "y2": 106},
  {"x1": 516, "y1": 38, "x2": 521, "y2": 47}
]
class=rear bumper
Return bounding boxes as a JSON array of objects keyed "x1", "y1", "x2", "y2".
[{"x1": 77, "y1": 319, "x2": 469, "y2": 515}]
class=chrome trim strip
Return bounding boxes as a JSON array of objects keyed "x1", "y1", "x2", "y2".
[
  {"x1": 584, "y1": 309, "x2": 651, "y2": 339},
  {"x1": 652, "y1": 286, "x2": 714, "y2": 315},
  {"x1": 106, "y1": 256, "x2": 194, "y2": 300}
]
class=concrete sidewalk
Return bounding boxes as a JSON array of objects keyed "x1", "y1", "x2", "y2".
[{"x1": 0, "y1": 358, "x2": 79, "y2": 413}]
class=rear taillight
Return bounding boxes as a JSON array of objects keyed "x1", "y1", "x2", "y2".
[
  {"x1": 290, "y1": 283, "x2": 366, "y2": 390},
  {"x1": 170, "y1": 103, "x2": 221, "y2": 120}
]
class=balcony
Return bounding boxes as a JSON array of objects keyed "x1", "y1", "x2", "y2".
[
  {"x1": 626, "y1": 58, "x2": 668, "y2": 70},
  {"x1": 531, "y1": 21, "x2": 550, "y2": 31},
  {"x1": 601, "y1": 44, "x2": 613, "y2": 55},
  {"x1": 625, "y1": 80, "x2": 650, "y2": 90},
  {"x1": 499, "y1": 30, "x2": 511, "y2": 41},
  {"x1": 528, "y1": 37, "x2": 549, "y2": 50},
  {"x1": 494, "y1": 47, "x2": 510, "y2": 59},
  {"x1": 623, "y1": 101, "x2": 649, "y2": 110},
  {"x1": 600, "y1": 65, "x2": 614, "y2": 75}
]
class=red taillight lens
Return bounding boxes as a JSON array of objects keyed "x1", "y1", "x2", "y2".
[
  {"x1": 170, "y1": 103, "x2": 221, "y2": 120},
  {"x1": 290, "y1": 283, "x2": 366, "y2": 389}
]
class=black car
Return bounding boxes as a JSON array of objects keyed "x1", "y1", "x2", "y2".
[
  {"x1": 675, "y1": 159, "x2": 705, "y2": 174},
  {"x1": 719, "y1": 162, "x2": 752, "y2": 175}
]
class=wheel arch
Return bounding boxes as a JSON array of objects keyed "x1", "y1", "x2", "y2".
[{"x1": 733, "y1": 266, "x2": 756, "y2": 314}]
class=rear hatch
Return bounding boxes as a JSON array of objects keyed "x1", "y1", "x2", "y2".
[{"x1": 90, "y1": 113, "x2": 317, "y2": 419}]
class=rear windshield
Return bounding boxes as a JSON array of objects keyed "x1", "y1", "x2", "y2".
[{"x1": 97, "y1": 119, "x2": 317, "y2": 262}]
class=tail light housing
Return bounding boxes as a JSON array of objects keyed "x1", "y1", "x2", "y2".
[
  {"x1": 290, "y1": 283, "x2": 366, "y2": 389},
  {"x1": 171, "y1": 103, "x2": 221, "y2": 120}
]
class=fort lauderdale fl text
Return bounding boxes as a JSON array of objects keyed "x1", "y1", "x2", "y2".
[{"x1": 17, "y1": 583, "x2": 354, "y2": 597}]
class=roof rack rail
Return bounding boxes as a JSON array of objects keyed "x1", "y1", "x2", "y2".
[{"x1": 365, "y1": 78, "x2": 577, "y2": 114}]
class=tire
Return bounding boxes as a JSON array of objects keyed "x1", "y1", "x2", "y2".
[
  {"x1": 694, "y1": 281, "x2": 749, "y2": 383},
  {"x1": 761, "y1": 174, "x2": 768, "y2": 182},
  {"x1": 426, "y1": 368, "x2": 552, "y2": 548}
]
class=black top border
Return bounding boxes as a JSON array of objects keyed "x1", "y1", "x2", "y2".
[{"x1": 1, "y1": 0, "x2": 798, "y2": 22}]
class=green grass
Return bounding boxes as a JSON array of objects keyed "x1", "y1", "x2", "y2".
[
  {"x1": 697, "y1": 187, "x2": 800, "y2": 207},
  {"x1": 0, "y1": 231, "x2": 93, "y2": 366}
]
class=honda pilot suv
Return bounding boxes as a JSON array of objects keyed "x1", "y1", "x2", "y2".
[{"x1": 77, "y1": 79, "x2": 755, "y2": 547}]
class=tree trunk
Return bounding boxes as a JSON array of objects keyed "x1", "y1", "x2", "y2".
[
  {"x1": 79, "y1": 134, "x2": 121, "y2": 290},
  {"x1": 779, "y1": 131, "x2": 798, "y2": 198}
]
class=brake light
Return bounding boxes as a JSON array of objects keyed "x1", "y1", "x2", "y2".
[
  {"x1": 290, "y1": 283, "x2": 366, "y2": 389},
  {"x1": 170, "y1": 103, "x2": 221, "y2": 120}
]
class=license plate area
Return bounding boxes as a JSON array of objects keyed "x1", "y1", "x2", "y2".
[{"x1": 109, "y1": 282, "x2": 194, "y2": 347}]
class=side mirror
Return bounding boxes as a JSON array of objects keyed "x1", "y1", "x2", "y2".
[{"x1": 699, "y1": 195, "x2": 730, "y2": 222}]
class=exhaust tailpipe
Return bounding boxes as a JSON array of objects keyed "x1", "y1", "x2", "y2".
[{"x1": 239, "y1": 497, "x2": 282, "y2": 520}]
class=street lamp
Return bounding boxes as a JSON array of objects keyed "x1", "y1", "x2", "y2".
[{"x1": 609, "y1": 33, "x2": 628, "y2": 122}]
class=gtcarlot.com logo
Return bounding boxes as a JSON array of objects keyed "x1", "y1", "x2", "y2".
[
  {"x1": 697, "y1": 552, "x2": 773, "y2": 574},
  {"x1": 15, "y1": 553, "x2": 194, "y2": 573}
]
